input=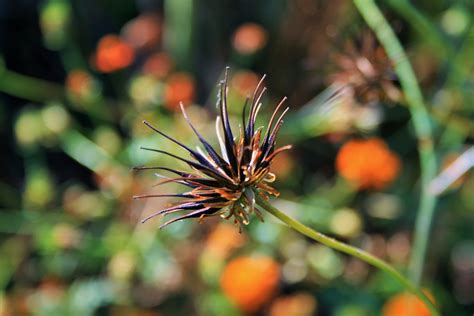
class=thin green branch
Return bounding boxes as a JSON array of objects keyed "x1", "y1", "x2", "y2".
[
  {"x1": 0, "y1": 68, "x2": 65, "y2": 102},
  {"x1": 255, "y1": 193, "x2": 439, "y2": 316},
  {"x1": 353, "y1": 0, "x2": 438, "y2": 286}
]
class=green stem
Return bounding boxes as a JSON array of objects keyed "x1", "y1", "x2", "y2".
[
  {"x1": 353, "y1": 0, "x2": 438, "y2": 286},
  {"x1": 0, "y1": 68, "x2": 65, "y2": 102},
  {"x1": 255, "y1": 193, "x2": 439, "y2": 316}
]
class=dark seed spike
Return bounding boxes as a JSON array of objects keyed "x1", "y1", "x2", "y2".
[
  {"x1": 140, "y1": 147, "x2": 236, "y2": 185},
  {"x1": 218, "y1": 71, "x2": 238, "y2": 173},
  {"x1": 260, "y1": 106, "x2": 288, "y2": 151},
  {"x1": 143, "y1": 120, "x2": 218, "y2": 170},
  {"x1": 133, "y1": 166, "x2": 191, "y2": 177},
  {"x1": 247, "y1": 75, "x2": 266, "y2": 137},
  {"x1": 263, "y1": 97, "x2": 287, "y2": 144},
  {"x1": 265, "y1": 144, "x2": 293, "y2": 161},
  {"x1": 261, "y1": 122, "x2": 286, "y2": 161},
  {"x1": 251, "y1": 87, "x2": 267, "y2": 124},
  {"x1": 150, "y1": 176, "x2": 223, "y2": 189},
  {"x1": 141, "y1": 202, "x2": 204, "y2": 223},
  {"x1": 159, "y1": 207, "x2": 214, "y2": 228},
  {"x1": 179, "y1": 103, "x2": 229, "y2": 169},
  {"x1": 218, "y1": 69, "x2": 234, "y2": 146},
  {"x1": 248, "y1": 74, "x2": 266, "y2": 122},
  {"x1": 260, "y1": 122, "x2": 287, "y2": 163},
  {"x1": 143, "y1": 120, "x2": 196, "y2": 155},
  {"x1": 247, "y1": 87, "x2": 266, "y2": 139},
  {"x1": 242, "y1": 97, "x2": 250, "y2": 144},
  {"x1": 133, "y1": 193, "x2": 192, "y2": 200},
  {"x1": 151, "y1": 177, "x2": 197, "y2": 188}
]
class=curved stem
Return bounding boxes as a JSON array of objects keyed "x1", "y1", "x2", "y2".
[
  {"x1": 254, "y1": 193, "x2": 439, "y2": 316},
  {"x1": 353, "y1": 0, "x2": 438, "y2": 286}
]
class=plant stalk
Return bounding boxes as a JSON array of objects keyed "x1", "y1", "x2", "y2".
[
  {"x1": 255, "y1": 192, "x2": 439, "y2": 316},
  {"x1": 353, "y1": 0, "x2": 438, "y2": 286}
]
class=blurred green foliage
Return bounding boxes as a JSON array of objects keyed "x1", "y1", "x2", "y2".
[{"x1": 0, "y1": 0, "x2": 473, "y2": 315}]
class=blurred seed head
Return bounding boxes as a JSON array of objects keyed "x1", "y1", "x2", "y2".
[{"x1": 328, "y1": 32, "x2": 401, "y2": 105}]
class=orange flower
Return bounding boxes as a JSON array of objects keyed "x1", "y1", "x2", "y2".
[
  {"x1": 220, "y1": 256, "x2": 280, "y2": 313},
  {"x1": 382, "y1": 292, "x2": 435, "y2": 316},
  {"x1": 94, "y1": 34, "x2": 135, "y2": 73},
  {"x1": 66, "y1": 69, "x2": 93, "y2": 97},
  {"x1": 336, "y1": 138, "x2": 400, "y2": 190},
  {"x1": 232, "y1": 23, "x2": 267, "y2": 54},
  {"x1": 163, "y1": 72, "x2": 195, "y2": 111}
]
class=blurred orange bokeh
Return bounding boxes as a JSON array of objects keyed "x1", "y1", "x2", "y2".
[
  {"x1": 232, "y1": 23, "x2": 267, "y2": 55},
  {"x1": 336, "y1": 138, "x2": 401, "y2": 190},
  {"x1": 66, "y1": 69, "x2": 93, "y2": 98},
  {"x1": 163, "y1": 72, "x2": 195, "y2": 111},
  {"x1": 382, "y1": 292, "x2": 435, "y2": 316},
  {"x1": 94, "y1": 34, "x2": 135, "y2": 73},
  {"x1": 220, "y1": 256, "x2": 280, "y2": 313},
  {"x1": 142, "y1": 52, "x2": 173, "y2": 79},
  {"x1": 121, "y1": 13, "x2": 162, "y2": 51}
]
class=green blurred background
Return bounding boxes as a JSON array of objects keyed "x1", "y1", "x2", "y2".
[{"x1": 0, "y1": 0, "x2": 473, "y2": 315}]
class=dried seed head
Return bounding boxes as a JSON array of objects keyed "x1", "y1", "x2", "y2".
[{"x1": 134, "y1": 68, "x2": 291, "y2": 229}]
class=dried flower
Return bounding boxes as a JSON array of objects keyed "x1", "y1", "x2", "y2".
[
  {"x1": 329, "y1": 33, "x2": 401, "y2": 104},
  {"x1": 134, "y1": 68, "x2": 291, "y2": 229},
  {"x1": 336, "y1": 138, "x2": 401, "y2": 190},
  {"x1": 220, "y1": 256, "x2": 280, "y2": 313}
]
